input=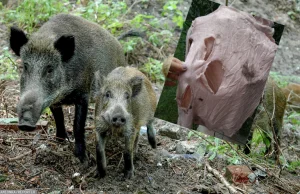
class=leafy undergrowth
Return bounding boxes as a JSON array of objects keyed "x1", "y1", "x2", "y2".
[
  {"x1": 1, "y1": 75, "x2": 300, "y2": 193},
  {"x1": 0, "y1": 0, "x2": 187, "y2": 83}
]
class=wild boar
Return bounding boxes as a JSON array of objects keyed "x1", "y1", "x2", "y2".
[
  {"x1": 94, "y1": 66, "x2": 157, "y2": 179},
  {"x1": 9, "y1": 13, "x2": 126, "y2": 162},
  {"x1": 244, "y1": 78, "x2": 286, "y2": 159}
]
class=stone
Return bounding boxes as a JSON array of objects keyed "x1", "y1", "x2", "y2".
[
  {"x1": 175, "y1": 140, "x2": 198, "y2": 154},
  {"x1": 225, "y1": 165, "x2": 252, "y2": 184},
  {"x1": 157, "y1": 121, "x2": 188, "y2": 140}
]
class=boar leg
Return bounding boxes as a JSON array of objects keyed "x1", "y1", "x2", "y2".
[
  {"x1": 96, "y1": 131, "x2": 107, "y2": 178},
  {"x1": 133, "y1": 131, "x2": 139, "y2": 153},
  {"x1": 50, "y1": 106, "x2": 68, "y2": 141},
  {"x1": 73, "y1": 94, "x2": 89, "y2": 162},
  {"x1": 146, "y1": 120, "x2": 157, "y2": 149},
  {"x1": 124, "y1": 130, "x2": 136, "y2": 179}
]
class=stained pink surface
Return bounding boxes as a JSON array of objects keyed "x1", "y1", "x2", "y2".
[{"x1": 176, "y1": 6, "x2": 277, "y2": 137}]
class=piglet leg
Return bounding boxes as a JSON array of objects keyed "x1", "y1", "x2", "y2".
[
  {"x1": 95, "y1": 131, "x2": 107, "y2": 178},
  {"x1": 123, "y1": 129, "x2": 136, "y2": 179}
]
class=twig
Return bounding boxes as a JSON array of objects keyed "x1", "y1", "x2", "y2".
[
  {"x1": 117, "y1": 153, "x2": 123, "y2": 169},
  {"x1": 235, "y1": 187, "x2": 247, "y2": 194},
  {"x1": 12, "y1": 137, "x2": 47, "y2": 141},
  {"x1": 79, "y1": 183, "x2": 84, "y2": 194},
  {"x1": 287, "y1": 90, "x2": 293, "y2": 103},
  {"x1": 121, "y1": 0, "x2": 143, "y2": 18},
  {"x1": 48, "y1": 150, "x2": 65, "y2": 157},
  {"x1": 8, "y1": 150, "x2": 32, "y2": 161},
  {"x1": 205, "y1": 162, "x2": 240, "y2": 194},
  {"x1": 143, "y1": 40, "x2": 164, "y2": 58},
  {"x1": 274, "y1": 184, "x2": 295, "y2": 194},
  {"x1": 287, "y1": 104, "x2": 300, "y2": 109},
  {"x1": 202, "y1": 162, "x2": 207, "y2": 180},
  {"x1": 108, "y1": 151, "x2": 122, "y2": 160},
  {"x1": 225, "y1": 0, "x2": 228, "y2": 6},
  {"x1": 229, "y1": 0, "x2": 237, "y2": 7},
  {"x1": 82, "y1": 166, "x2": 97, "y2": 180},
  {"x1": 16, "y1": 143, "x2": 32, "y2": 147},
  {"x1": 261, "y1": 87, "x2": 282, "y2": 165}
]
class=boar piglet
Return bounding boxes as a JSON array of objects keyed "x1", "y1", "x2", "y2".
[
  {"x1": 9, "y1": 13, "x2": 126, "y2": 163},
  {"x1": 94, "y1": 66, "x2": 157, "y2": 179}
]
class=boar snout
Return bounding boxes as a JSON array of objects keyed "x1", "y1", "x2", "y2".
[
  {"x1": 17, "y1": 91, "x2": 43, "y2": 131},
  {"x1": 18, "y1": 109, "x2": 36, "y2": 131}
]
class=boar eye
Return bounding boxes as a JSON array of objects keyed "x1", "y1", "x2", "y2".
[
  {"x1": 23, "y1": 63, "x2": 28, "y2": 71},
  {"x1": 47, "y1": 66, "x2": 54, "y2": 74},
  {"x1": 105, "y1": 91, "x2": 111, "y2": 98}
]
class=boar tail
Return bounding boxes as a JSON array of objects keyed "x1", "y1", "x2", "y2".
[{"x1": 117, "y1": 29, "x2": 145, "y2": 40}]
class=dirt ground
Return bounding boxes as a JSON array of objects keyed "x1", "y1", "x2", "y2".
[{"x1": 0, "y1": 0, "x2": 300, "y2": 194}]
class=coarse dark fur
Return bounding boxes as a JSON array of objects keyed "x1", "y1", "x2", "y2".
[
  {"x1": 244, "y1": 78, "x2": 286, "y2": 160},
  {"x1": 9, "y1": 13, "x2": 126, "y2": 163}
]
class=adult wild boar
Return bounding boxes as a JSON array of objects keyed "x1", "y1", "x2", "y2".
[
  {"x1": 94, "y1": 66, "x2": 157, "y2": 179},
  {"x1": 9, "y1": 13, "x2": 126, "y2": 162}
]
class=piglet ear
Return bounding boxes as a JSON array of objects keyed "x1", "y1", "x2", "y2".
[
  {"x1": 129, "y1": 76, "x2": 143, "y2": 97},
  {"x1": 10, "y1": 26, "x2": 28, "y2": 56},
  {"x1": 54, "y1": 35, "x2": 75, "y2": 62}
]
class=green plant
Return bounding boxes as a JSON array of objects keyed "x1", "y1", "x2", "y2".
[
  {"x1": 74, "y1": 1, "x2": 127, "y2": 35},
  {"x1": 0, "y1": 47, "x2": 18, "y2": 80},
  {"x1": 148, "y1": 30, "x2": 173, "y2": 47},
  {"x1": 162, "y1": 0, "x2": 184, "y2": 29},
  {"x1": 251, "y1": 127, "x2": 271, "y2": 154},
  {"x1": 269, "y1": 71, "x2": 300, "y2": 88},
  {"x1": 1, "y1": 0, "x2": 71, "y2": 33},
  {"x1": 269, "y1": 72, "x2": 289, "y2": 88},
  {"x1": 139, "y1": 58, "x2": 165, "y2": 83},
  {"x1": 287, "y1": 160, "x2": 300, "y2": 172},
  {"x1": 288, "y1": 10, "x2": 297, "y2": 20},
  {"x1": 0, "y1": 0, "x2": 184, "y2": 83},
  {"x1": 286, "y1": 112, "x2": 300, "y2": 130},
  {"x1": 187, "y1": 130, "x2": 242, "y2": 164},
  {"x1": 120, "y1": 38, "x2": 142, "y2": 53},
  {"x1": 130, "y1": 14, "x2": 154, "y2": 30}
]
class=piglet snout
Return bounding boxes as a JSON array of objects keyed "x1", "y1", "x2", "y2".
[{"x1": 111, "y1": 114, "x2": 126, "y2": 127}]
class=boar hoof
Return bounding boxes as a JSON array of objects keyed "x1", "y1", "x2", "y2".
[
  {"x1": 74, "y1": 143, "x2": 87, "y2": 163},
  {"x1": 56, "y1": 132, "x2": 69, "y2": 142},
  {"x1": 18, "y1": 124, "x2": 36, "y2": 132},
  {"x1": 124, "y1": 170, "x2": 134, "y2": 179},
  {"x1": 95, "y1": 170, "x2": 106, "y2": 179}
]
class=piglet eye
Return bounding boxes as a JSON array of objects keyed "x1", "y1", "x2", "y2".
[
  {"x1": 105, "y1": 91, "x2": 111, "y2": 98},
  {"x1": 125, "y1": 92, "x2": 130, "y2": 99}
]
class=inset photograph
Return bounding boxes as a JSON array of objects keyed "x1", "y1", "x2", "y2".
[{"x1": 156, "y1": 0, "x2": 285, "y2": 145}]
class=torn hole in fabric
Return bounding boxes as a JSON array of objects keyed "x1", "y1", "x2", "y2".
[
  {"x1": 187, "y1": 38, "x2": 193, "y2": 55},
  {"x1": 178, "y1": 85, "x2": 192, "y2": 113},
  {"x1": 204, "y1": 36, "x2": 215, "y2": 61},
  {"x1": 198, "y1": 60, "x2": 224, "y2": 94}
]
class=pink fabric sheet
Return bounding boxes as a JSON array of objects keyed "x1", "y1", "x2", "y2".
[{"x1": 176, "y1": 6, "x2": 277, "y2": 137}]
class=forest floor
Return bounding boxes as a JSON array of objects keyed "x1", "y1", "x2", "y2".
[{"x1": 0, "y1": 0, "x2": 300, "y2": 193}]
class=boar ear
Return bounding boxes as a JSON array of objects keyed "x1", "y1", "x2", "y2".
[
  {"x1": 129, "y1": 76, "x2": 143, "y2": 97},
  {"x1": 10, "y1": 26, "x2": 28, "y2": 56},
  {"x1": 95, "y1": 73, "x2": 106, "y2": 91},
  {"x1": 54, "y1": 35, "x2": 75, "y2": 62}
]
